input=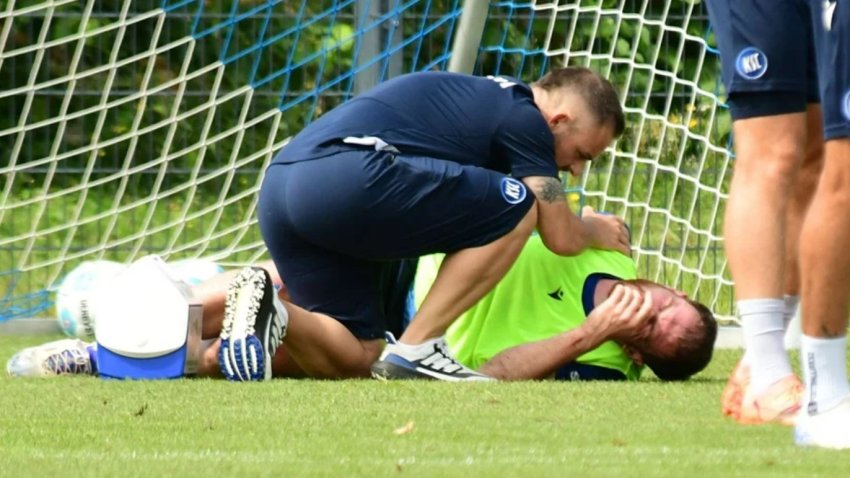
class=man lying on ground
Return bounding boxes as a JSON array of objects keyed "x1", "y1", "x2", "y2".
[
  {"x1": 7, "y1": 229, "x2": 717, "y2": 381},
  {"x1": 410, "y1": 231, "x2": 716, "y2": 381}
]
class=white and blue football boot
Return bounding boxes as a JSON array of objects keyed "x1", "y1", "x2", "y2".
[
  {"x1": 218, "y1": 267, "x2": 287, "y2": 381},
  {"x1": 6, "y1": 338, "x2": 96, "y2": 377},
  {"x1": 371, "y1": 332, "x2": 492, "y2": 381}
]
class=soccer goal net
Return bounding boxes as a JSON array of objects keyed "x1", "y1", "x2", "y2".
[{"x1": 0, "y1": 0, "x2": 733, "y2": 323}]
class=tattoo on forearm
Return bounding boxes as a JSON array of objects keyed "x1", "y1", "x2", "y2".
[{"x1": 536, "y1": 178, "x2": 565, "y2": 203}]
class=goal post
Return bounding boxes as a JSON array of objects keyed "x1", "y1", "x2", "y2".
[
  {"x1": 448, "y1": 0, "x2": 489, "y2": 74},
  {"x1": 0, "y1": 0, "x2": 735, "y2": 328}
]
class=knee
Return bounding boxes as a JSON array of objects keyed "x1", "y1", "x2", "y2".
[
  {"x1": 751, "y1": 144, "x2": 803, "y2": 181},
  {"x1": 734, "y1": 127, "x2": 806, "y2": 187}
]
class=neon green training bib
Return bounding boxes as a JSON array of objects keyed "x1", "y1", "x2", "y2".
[{"x1": 414, "y1": 235, "x2": 643, "y2": 380}]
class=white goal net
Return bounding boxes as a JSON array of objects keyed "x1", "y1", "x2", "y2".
[{"x1": 0, "y1": 0, "x2": 734, "y2": 323}]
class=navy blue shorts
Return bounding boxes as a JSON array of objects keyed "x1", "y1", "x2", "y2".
[
  {"x1": 257, "y1": 148, "x2": 536, "y2": 339},
  {"x1": 810, "y1": 0, "x2": 850, "y2": 139},
  {"x1": 706, "y1": 0, "x2": 818, "y2": 119}
]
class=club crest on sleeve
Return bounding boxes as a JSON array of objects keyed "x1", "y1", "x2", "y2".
[
  {"x1": 735, "y1": 47, "x2": 768, "y2": 80},
  {"x1": 500, "y1": 177, "x2": 527, "y2": 204}
]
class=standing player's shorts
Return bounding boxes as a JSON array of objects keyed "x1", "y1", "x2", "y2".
[
  {"x1": 706, "y1": 0, "x2": 819, "y2": 119},
  {"x1": 810, "y1": 0, "x2": 850, "y2": 139},
  {"x1": 257, "y1": 146, "x2": 536, "y2": 339}
]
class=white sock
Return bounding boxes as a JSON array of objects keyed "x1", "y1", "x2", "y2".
[
  {"x1": 272, "y1": 294, "x2": 290, "y2": 337},
  {"x1": 783, "y1": 295, "x2": 802, "y2": 350},
  {"x1": 387, "y1": 336, "x2": 448, "y2": 362},
  {"x1": 740, "y1": 298, "x2": 793, "y2": 393},
  {"x1": 801, "y1": 334, "x2": 850, "y2": 415},
  {"x1": 395, "y1": 336, "x2": 440, "y2": 351}
]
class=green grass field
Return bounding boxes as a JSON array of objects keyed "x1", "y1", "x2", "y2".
[{"x1": 2, "y1": 336, "x2": 850, "y2": 477}]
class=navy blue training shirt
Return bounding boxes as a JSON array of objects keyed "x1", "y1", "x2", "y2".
[{"x1": 274, "y1": 71, "x2": 559, "y2": 179}]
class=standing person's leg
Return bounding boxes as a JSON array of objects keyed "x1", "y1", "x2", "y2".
[
  {"x1": 794, "y1": 0, "x2": 850, "y2": 448},
  {"x1": 783, "y1": 105, "x2": 824, "y2": 348},
  {"x1": 795, "y1": 139, "x2": 850, "y2": 448},
  {"x1": 723, "y1": 113, "x2": 807, "y2": 425},
  {"x1": 707, "y1": 0, "x2": 814, "y2": 424}
]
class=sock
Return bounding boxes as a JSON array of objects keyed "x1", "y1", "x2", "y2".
[
  {"x1": 272, "y1": 294, "x2": 289, "y2": 338},
  {"x1": 783, "y1": 295, "x2": 802, "y2": 350},
  {"x1": 739, "y1": 298, "x2": 793, "y2": 393},
  {"x1": 391, "y1": 336, "x2": 445, "y2": 359},
  {"x1": 801, "y1": 334, "x2": 850, "y2": 415},
  {"x1": 396, "y1": 336, "x2": 440, "y2": 349}
]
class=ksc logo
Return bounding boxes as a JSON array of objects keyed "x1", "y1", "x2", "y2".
[
  {"x1": 500, "y1": 177, "x2": 526, "y2": 204},
  {"x1": 735, "y1": 47, "x2": 768, "y2": 80}
]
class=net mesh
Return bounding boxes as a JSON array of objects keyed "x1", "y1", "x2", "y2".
[{"x1": 0, "y1": 0, "x2": 734, "y2": 322}]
